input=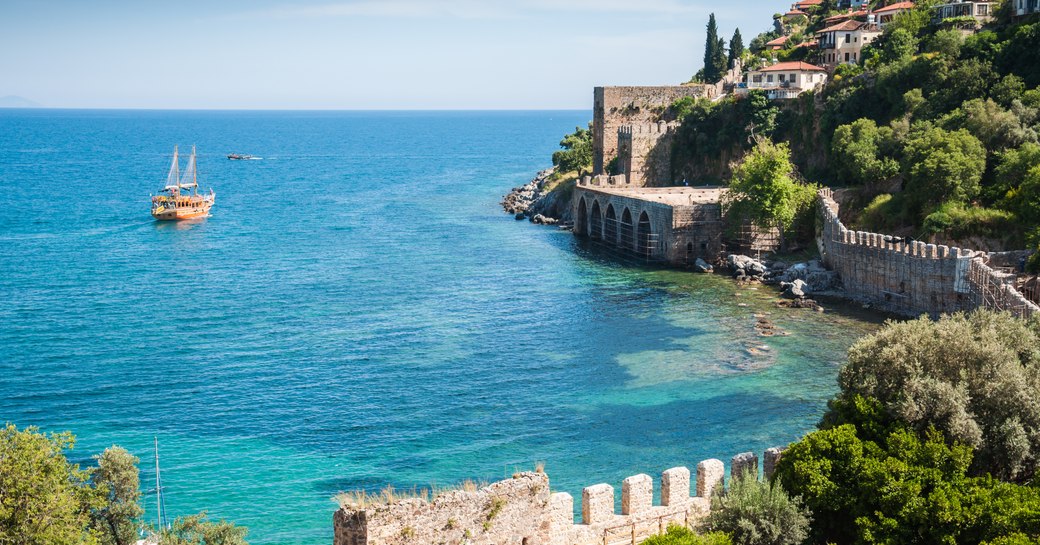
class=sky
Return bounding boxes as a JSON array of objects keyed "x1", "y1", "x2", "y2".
[{"x1": 0, "y1": 0, "x2": 781, "y2": 109}]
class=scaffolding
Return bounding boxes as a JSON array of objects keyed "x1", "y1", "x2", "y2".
[
  {"x1": 592, "y1": 217, "x2": 663, "y2": 263},
  {"x1": 966, "y1": 258, "x2": 1039, "y2": 319}
]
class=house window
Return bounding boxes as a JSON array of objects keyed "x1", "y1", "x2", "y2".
[
  {"x1": 790, "y1": 73, "x2": 797, "y2": 82},
  {"x1": 779, "y1": 74, "x2": 786, "y2": 82},
  {"x1": 845, "y1": 52, "x2": 850, "y2": 62},
  {"x1": 752, "y1": 74, "x2": 762, "y2": 83},
  {"x1": 845, "y1": 32, "x2": 851, "y2": 43}
]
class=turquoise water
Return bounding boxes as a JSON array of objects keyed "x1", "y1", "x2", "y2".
[{"x1": 0, "y1": 110, "x2": 881, "y2": 544}]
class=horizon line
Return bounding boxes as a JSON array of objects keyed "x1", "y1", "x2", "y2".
[{"x1": 0, "y1": 106, "x2": 592, "y2": 113}]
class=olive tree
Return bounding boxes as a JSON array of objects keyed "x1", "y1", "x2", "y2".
[
  {"x1": 831, "y1": 310, "x2": 1040, "y2": 482},
  {"x1": 0, "y1": 424, "x2": 99, "y2": 545},
  {"x1": 91, "y1": 447, "x2": 144, "y2": 545},
  {"x1": 902, "y1": 126, "x2": 986, "y2": 210},
  {"x1": 701, "y1": 472, "x2": 810, "y2": 545}
]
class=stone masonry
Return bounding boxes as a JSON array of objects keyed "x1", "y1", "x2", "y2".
[
  {"x1": 572, "y1": 178, "x2": 725, "y2": 266},
  {"x1": 333, "y1": 449, "x2": 785, "y2": 545},
  {"x1": 817, "y1": 188, "x2": 1038, "y2": 318},
  {"x1": 592, "y1": 86, "x2": 714, "y2": 175},
  {"x1": 616, "y1": 123, "x2": 681, "y2": 187}
]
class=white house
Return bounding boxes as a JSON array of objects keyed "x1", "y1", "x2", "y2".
[
  {"x1": 933, "y1": 1, "x2": 998, "y2": 25},
  {"x1": 817, "y1": 19, "x2": 882, "y2": 69},
  {"x1": 741, "y1": 61, "x2": 828, "y2": 100},
  {"x1": 873, "y1": 1, "x2": 915, "y2": 26},
  {"x1": 1015, "y1": 0, "x2": 1040, "y2": 16}
]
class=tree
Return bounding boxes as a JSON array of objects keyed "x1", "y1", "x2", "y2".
[
  {"x1": 91, "y1": 447, "x2": 144, "y2": 545},
  {"x1": 995, "y1": 142, "x2": 1040, "y2": 203},
  {"x1": 156, "y1": 513, "x2": 249, "y2": 545},
  {"x1": 551, "y1": 124, "x2": 593, "y2": 175},
  {"x1": 723, "y1": 139, "x2": 818, "y2": 245},
  {"x1": 714, "y1": 38, "x2": 729, "y2": 79},
  {"x1": 0, "y1": 424, "x2": 99, "y2": 545},
  {"x1": 831, "y1": 310, "x2": 1040, "y2": 482},
  {"x1": 701, "y1": 472, "x2": 811, "y2": 545},
  {"x1": 831, "y1": 119, "x2": 900, "y2": 186},
  {"x1": 774, "y1": 419, "x2": 1040, "y2": 545},
  {"x1": 704, "y1": 14, "x2": 723, "y2": 83},
  {"x1": 879, "y1": 28, "x2": 920, "y2": 64},
  {"x1": 729, "y1": 29, "x2": 745, "y2": 69},
  {"x1": 902, "y1": 126, "x2": 987, "y2": 210},
  {"x1": 941, "y1": 98, "x2": 1037, "y2": 152}
]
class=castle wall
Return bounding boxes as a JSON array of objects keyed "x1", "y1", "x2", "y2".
[
  {"x1": 334, "y1": 450, "x2": 784, "y2": 545},
  {"x1": 593, "y1": 86, "x2": 712, "y2": 175},
  {"x1": 572, "y1": 182, "x2": 724, "y2": 265},
  {"x1": 817, "y1": 189, "x2": 1038, "y2": 318},
  {"x1": 617, "y1": 123, "x2": 681, "y2": 187}
]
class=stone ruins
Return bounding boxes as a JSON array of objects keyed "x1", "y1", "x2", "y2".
[{"x1": 333, "y1": 448, "x2": 784, "y2": 545}]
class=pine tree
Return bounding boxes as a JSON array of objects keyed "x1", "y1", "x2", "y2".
[
  {"x1": 703, "y1": 13, "x2": 720, "y2": 82},
  {"x1": 729, "y1": 29, "x2": 745, "y2": 69}
]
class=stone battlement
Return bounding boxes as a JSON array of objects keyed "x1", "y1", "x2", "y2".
[
  {"x1": 333, "y1": 448, "x2": 784, "y2": 545},
  {"x1": 817, "y1": 188, "x2": 1037, "y2": 317}
]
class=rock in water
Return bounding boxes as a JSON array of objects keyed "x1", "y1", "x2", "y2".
[{"x1": 781, "y1": 279, "x2": 811, "y2": 298}]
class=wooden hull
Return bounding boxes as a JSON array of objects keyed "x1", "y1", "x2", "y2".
[{"x1": 152, "y1": 200, "x2": 213, "y2": 221}]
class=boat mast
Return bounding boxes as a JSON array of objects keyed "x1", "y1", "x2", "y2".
[{"x1": 154, "y1": 437, "x2": 168, "y2": 530}]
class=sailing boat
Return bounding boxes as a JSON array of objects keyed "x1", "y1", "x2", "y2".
[{"x1": 151, "y1": 145, "x2": 216, "y2": 220}]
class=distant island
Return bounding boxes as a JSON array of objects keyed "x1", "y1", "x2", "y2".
[{"x1": 0, "y1": 95, "x2": 41, "y2": 108}]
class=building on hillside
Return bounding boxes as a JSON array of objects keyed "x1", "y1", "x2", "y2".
[
  {"x1": 1016, "y1": 0, "x2": 1040, "y2": 16},
  {"x1": 794, "y1": 0, "x2": 823, "y2": 9},
  {"x1": 824, "y1": 9, "x2": 868, "y2": 24},
  {"x1": 738, "y1": 61, "x2": 828, "y2": 100},
  {"x1": 765, "y1": 35, "x2": 789, "y2": 51},
  {"x1": 817, "y1": 19, "x2": 882, "y2": 69},
  {"x1": 873, "y1": 1, "x2": 915, "y2": 25},
  {"x1": 837, "y1": 0, "x2": 868, "y2": 8},
  {"x1": 932, "y1": 1, "x2": 998, "y2": 26},
  {"x1": 783, "y1": 9, "x2": 809, "y2": 21}
]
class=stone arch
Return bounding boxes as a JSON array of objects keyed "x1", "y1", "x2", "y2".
[
  {"x1": 604, "y1": 203, "x2": 617, "y2": 245},
  {"x1": 637, "y1": 210, "x2": 653, "y2": 256},
  {"x1": 575, "y1": 197, "x2": 588, "y2": 236},
  {"x1": 590, "y1": 200, "x2": 602, "y2": 239},
  {"x1": 620, "y1": 207, "x2": 634, "y2": 250}
]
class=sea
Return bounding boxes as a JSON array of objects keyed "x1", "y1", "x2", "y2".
[{"x1": 0, "y1": 109, "x2": 883, "y2": 544}]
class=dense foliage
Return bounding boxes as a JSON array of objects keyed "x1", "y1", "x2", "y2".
[
  {"x1": 0, "y1": 424, "x2": 249, "y2": 545},
  {"x1": 830, "y1": 311, "x2": 1040, "y2": 482},
  {"x1": 678, "y1": 4, "x2": 1040, "y2": 253},
  {"x1": 701, "y1": 472, "x2": 810, "y2": 545},
  {"x1": 643, "y1": 525, "x2": 733, "y2": 545},
  {"x1": 722, "y1": 140, "x2": 818, "y2": 246},
  {"x1": 551, "y1": 124, "x2": 593, "y2": 176}
]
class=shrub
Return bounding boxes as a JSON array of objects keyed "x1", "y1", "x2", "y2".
[
  {"x1": 551, "y1": 124, "x2": 593, "y2": 176},
  {"x1": 921, "y1": 201, "x2": 1017, "y2": 241},
  {"x1": 832, "y1": 310, "x2": 1040, "y2": 482},
  {"x1": 700, "y1": 472, "x2": 810, "y2": 545},
  {"x1": 902, "y1": 126, "x2": 987, "y2": 211},
  {"x1": 642, "y1": 525, "x2": 733, "y2": 545}
]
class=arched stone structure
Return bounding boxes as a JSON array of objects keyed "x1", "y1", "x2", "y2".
[
  {"x1": 637, "y1": 211, "x2": 652, "y2": 256},
  {"x1": 620, "y1": 208, "x2": 634, "y2": 251},
  {"x1": 590, "y1": 200, "x2": 602, "y2": 240},
  {"x1": 575, "y1": 197, "x2": 588, "y2": 236},
  {"x1": 604, "y1": 204, "x2": 617, "y2": 245}
]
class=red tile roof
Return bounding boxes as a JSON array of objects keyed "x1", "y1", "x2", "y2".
[
  {"x1": 785, "y1": 9, "x2": 808, "y2": 16},
  {"x1": 766, "y1": 35, "x2": 790, "y2": 46},
  {"x1": 818, "y1": 19, "x2": 876, "y2": 33},
  {"x1": 874, "y1": 1, "x2": 915, "y2": 13},
  {"x1": 794, "y1": 0, "x2": 823, "y2": 7},
  {"x1": 757, "y1": 61, "x2": 827, "y2": 72},
  {"x1": 825, "y1": 9, "x2": 868, "y2": 22}
]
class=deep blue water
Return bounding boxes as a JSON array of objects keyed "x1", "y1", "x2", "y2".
[{"x1": 0, "y1": 110, "x2": 881, "y2": 544}]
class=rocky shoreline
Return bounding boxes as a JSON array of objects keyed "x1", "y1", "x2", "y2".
[
  {"x1": 501, "y1": 167, "x2": 572, "y2": 226},
  {"x1": 724, "y1": 254, "x2": 842, "y2": 312}
]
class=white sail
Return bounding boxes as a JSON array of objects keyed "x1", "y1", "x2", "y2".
[
  {"x1": 164, "y1": 146, "x2": 180, "y2": 190},
  {"x1": 179, "y1": 146, "x2": 197, "y2": 189}
]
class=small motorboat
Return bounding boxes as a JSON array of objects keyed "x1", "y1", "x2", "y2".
[{"x1": 227, "y1": 153, "x2": 261, "y2": 160}]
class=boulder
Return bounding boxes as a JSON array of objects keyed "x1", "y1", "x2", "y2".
[
  {"x1": 806, "y1": 270, "x2": 840, "y2": 292},
  {"x1": 514, "y1": 213, "x2": 526, "y2": 220},
  {"x1": 694, "y1": 258, "x2": 714, "y2": 273},
  {"x1": 727, "y1": 255, "x2": 766, "y2": 278},
  {"x1": 782, "y1": 279, "x2": 811, "y2": 299}
]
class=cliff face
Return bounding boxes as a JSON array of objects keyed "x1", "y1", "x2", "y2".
[{"x1": 501, "y1": 168, "x2": 575, "y2": 224}]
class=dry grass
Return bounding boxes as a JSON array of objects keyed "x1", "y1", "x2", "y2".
[
  {"x1": 535, "y1": 461, "x2": 546, "y2": 474},
  {"x1": 335, "y1": 480, "x2": 491, "y2": 509}
]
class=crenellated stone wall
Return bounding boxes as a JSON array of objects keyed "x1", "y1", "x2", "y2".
[
  {"x1": 616, "y1": 122, "x2": 681, "y2": 187},
  {"x1": 817, "y1": 188, "x2": 1038, "y2": 318},
  {"x1": 592, "y1": 86, "x2": 714, "y2": 175},
  {"x1": 333, "y1": 449, "x2": 786, "y2": 545}
]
